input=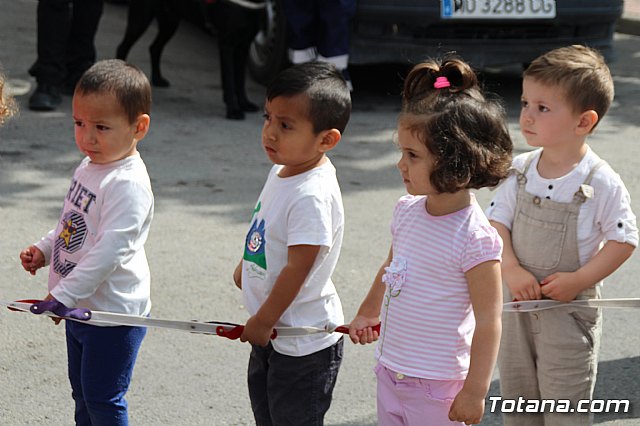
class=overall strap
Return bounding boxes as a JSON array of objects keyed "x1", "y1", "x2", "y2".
[
  {"x1": 573, "y1": 160, "x2": 607, "y2": 204},
  {"x1": 515, "y1": 151, "x2": 538, "y2": 187}
]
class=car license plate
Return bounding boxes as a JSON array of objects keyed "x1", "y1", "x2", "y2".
[{"x1": 441, "y1": 0, "x2": 556, "y2": 19}]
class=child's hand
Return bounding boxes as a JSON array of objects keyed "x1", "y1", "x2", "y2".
[
  {"x1": 448, "y1": 388, "x2": 485, "y2": 425},
  {"x1": 540, "y1": 272, "x2": 583, "y2": 302},
  {"x1": 233, "y1": 260, "x2": 242, "y2": 289},
  {"x1": 502, "y1": 264, "x2": 541, "y2": 301},
  {"x1": 43, "y1": 293, "x2": 63, "y2": 325},
  {"x1": 348, "y1": 315, "x2": 380, "y2": 345},
  {"x1": 240, "y1": 315, "x2": 273, "y2": 347},
  {"x1": 20, "y1": 246, "x2": 45, "y2": 276}
]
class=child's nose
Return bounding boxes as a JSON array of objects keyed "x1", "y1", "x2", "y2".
[
  {"x1": 82, "y1": 128, "x2": 97, "y2": 144},
  {"x1": 263, "y1": 122, "x2": 275, "y2": 139}
]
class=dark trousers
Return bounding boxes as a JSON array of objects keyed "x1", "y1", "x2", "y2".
[
  {"x1": 66, "y1": 321, "x2": 146, "y2": 426},
  {"x1": 248, "y1": 338, "x2": 344, "y2": 426},
  {"x1": 29, "y1": 0, "x2": 104, "y2": 86},
  {"x1": 282, "y1": 0, "x2": 356, "y2": 58},
  {"x1": 208, "y1": 1, "x2": 260, "y2": 109}
]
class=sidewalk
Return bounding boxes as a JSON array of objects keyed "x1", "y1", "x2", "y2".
[{"x1": 619, "y1": 0, "x2": 640, "y2": 36}]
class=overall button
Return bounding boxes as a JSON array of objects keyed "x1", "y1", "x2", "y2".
[
  {"x1": 396, "y1": 373, "x2": 405, "y2": 380},
  {"x1": 533, "y1": 196, "x2": 541, "y2": 205}
]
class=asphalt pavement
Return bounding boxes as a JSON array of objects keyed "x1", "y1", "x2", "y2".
[{"x1": 1, "y1": 1, "x2": 639, "y2": 425}]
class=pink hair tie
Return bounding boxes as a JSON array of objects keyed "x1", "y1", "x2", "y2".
[{"x1": 434, "y1": 76, "x2": 451, "y2": 89}]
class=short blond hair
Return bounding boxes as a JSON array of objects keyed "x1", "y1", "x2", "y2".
[
  {"x1": 524, "y1": 45, "x2": 613, "y2": 129},
  {"x1": 0, "y1": 74, "x2": 16, "y2": 125}
]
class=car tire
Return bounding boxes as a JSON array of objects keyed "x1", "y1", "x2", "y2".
[{"x1": 248, "y1": 0, "x2": 289, "y2": 85}]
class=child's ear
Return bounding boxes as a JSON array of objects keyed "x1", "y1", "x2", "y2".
[
  {"x1": 318, "y1": 129, "x2": 342, "y2": 153},
  {"x1": 134, "y1": 114, "x2": 151, "y2": 141},
  {"x1": 576, "y1": 110, "x2": 598, "y2": 135}
]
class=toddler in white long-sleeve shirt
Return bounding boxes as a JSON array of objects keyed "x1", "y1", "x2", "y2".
[{"x1": 19, "y1": 59, "x2": 153, "y2": 426}]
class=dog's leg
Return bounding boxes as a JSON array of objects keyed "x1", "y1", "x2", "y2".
[
  {"x1": 149, "y1": 0, "x2": 180, "y2": 87},
  {"x1": 116, "y1": 0, "x2": 155, "y2": 61}
]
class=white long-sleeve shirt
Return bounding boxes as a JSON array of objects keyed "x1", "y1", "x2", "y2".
[{"x1": 36, "y1": 154, "x2": 154, "y2": 318}]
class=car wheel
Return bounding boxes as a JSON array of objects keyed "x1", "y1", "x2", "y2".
[{"x1": 248, "y1": 0, "x2": 289, "y2": 85}]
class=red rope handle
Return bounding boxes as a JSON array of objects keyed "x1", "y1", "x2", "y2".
[
  {"x1": 215, "y1": 325, "x2": 244, "y2": 340},
  {"x1": 8, "y1": 299, "x2": 42, "y2": 312}
]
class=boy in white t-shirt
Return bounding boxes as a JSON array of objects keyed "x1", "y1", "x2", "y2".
[{"x1": 233, "y1": 61, "x2": 351, "y2": 425}]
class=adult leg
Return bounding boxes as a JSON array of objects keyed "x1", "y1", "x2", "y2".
[
  {"x1": 65, "y1": 0, "x2": 104, "y2": 91},
  {"x1": 315, "y1": 0, "x2": 356, "y2": 90},
  {"x1": 68, "y1": 321, "x2": 147, "y2": 426},
  {"x1": 210, "y1": 2, "x2": 258, "y2": 119},
  {"x1": 281, "y1": 0, "x2": 317, "y2": 64},
  {"x1": 231, "y1": 6, "x2": 260, "y2": 112},
  {"x1": 28, "y1": 0, "x2": 72, "y2": 110}
]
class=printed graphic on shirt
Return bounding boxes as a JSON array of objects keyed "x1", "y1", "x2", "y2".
[
  {"x1": 53, "y1": 210, "x2": 88, "y2": 277},
  {"x1": 244, "y1": 217, "x2": 267, "y2": 270},
  {"x1": 243, "y1": 201, "x2": 267, "y2": 280},
  {"x1": 66, "y1": 179, "x2": 97, "y2": 213}
]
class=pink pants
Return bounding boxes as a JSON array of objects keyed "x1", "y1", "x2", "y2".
[{"x1": 375, "y1": 362, "x2": 465, "y2": 426}]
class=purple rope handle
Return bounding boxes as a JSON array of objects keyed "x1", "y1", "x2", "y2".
[{"x1": 30, "y1": 300, "x2": 92, "y2": 321}]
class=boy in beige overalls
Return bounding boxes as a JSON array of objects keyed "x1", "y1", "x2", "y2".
[{"x1": 486, "y1": 45, "x2": 638, "y2": 426}]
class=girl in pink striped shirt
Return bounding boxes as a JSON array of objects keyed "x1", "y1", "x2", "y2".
[{"x1": 349, "y1": 57, "x2": 513, "y2": 425}]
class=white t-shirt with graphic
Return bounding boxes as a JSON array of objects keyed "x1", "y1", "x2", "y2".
[
  {"x1": 241, "y1": 160, "x2": 344, "y2": 357},
  {"x1": 35, "y1": 154, "x2": 154, "y2": 318}
]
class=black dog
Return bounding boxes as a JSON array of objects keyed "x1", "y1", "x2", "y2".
[
  {"x1": 115, "y1": 0, "x2": 179, "y2": 88},
  {"x1": 115, "y1": 0, "x2": 261, "y2": 120}
]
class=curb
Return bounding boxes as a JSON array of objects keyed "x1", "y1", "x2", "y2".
[{"x1": 617, "y1": 16, "x2": 640, "y2": 36}]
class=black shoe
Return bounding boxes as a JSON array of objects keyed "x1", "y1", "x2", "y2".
[
  {"x1": 239, "y1": 100, "x2": 259, "y2": 112},
  {"x1": 29, "y1": 83, "x2": 62, "y2": 111},
  {"x1": 226, "y1": 107, "x2": 245, "y2": 120}
]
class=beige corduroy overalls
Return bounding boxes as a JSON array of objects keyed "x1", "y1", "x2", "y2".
[{"x1": 499, "y1": 154, "x2": 605, "y2": 426}]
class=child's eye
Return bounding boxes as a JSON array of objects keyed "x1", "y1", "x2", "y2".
[
  {"x1": 262, "y1": 113, "x2": 270, "y2": 121},
  {"x1": 520, "y1": 100, "x2": 528, "y2": 109},
  {"x1": 96, "y1": 125, "x2": 109, "y2": 131},
  {"x1": 74, "y1": 120, "x2": 84, "y2": 127},
  {"x1": 538, "y1": 105, "x2": 549, "y2": 112},
  {"x1": 280, "y1": 122, "x2": 291, "y2": 130}
]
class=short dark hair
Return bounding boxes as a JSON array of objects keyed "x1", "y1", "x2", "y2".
[
  {"x1": 75, "y1": 59, "x2": 151, "y2": 124},
  {"x1": 266, "y1": 62, "x2": 351, "y2": 134},
  {"x1": 524, "y1": 45, "x2": 613, "y2": 130},
  {"x1": 400, "y1": 56, "x2": 513, "y2": 193}
]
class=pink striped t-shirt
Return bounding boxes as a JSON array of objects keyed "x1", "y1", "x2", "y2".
[{"x1": 376, "y1": 194, "x2": 502, "y2": 380}]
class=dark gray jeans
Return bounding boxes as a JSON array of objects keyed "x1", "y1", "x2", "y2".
[{"x1": 248, "y1": 337, "x2": 344, "y2": 426}]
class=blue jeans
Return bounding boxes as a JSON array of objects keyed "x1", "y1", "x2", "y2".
[
  {"x1": 65, "y1": 321, "x2": 146, "y2": 426},
  {"x1": 248, "y1": 337, "x2": 344, "y2": 426}
]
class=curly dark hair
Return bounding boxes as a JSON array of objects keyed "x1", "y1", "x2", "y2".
[{"x1": 400, "y1": 56, "x2": 513, "y2": 193}]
